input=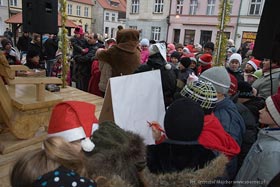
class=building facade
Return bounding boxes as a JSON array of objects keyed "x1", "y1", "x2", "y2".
[
  {"x1": 0, "y1": 0, "x2": 9, "y2": 35},
  {"x1": 66, "y1": 0, "x2": 93, "y2": 33},
  {"x1": 167, "y1": 0, "x2": 241, "y2": 46},
  {"x1": 126, "y1": 0, "x2": 171, "y2": 41},
  {"x1": 234, "y1": 0, "x2": 264, "y2": 49},
  {"x1": 92, "y1": 0, "x2": 126, "y2": 38}
]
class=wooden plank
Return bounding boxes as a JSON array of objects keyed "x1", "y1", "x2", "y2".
[
  {"x1": 9, "y1": 77, "x2": 62, "y2": 85},
  {"x1": 7, "y1": 84, "x2": 63, "y2": 111},
  {"x1": 56, "y1": 86, "x2": 104, "y2": 118},
  {"x1": 0, "y1": 129, "x2": 46, "y2": 154}
]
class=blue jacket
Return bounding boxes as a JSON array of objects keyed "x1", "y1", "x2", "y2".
[{"x1": 214, "y1": 97, "x2": 245, "y2": 146}]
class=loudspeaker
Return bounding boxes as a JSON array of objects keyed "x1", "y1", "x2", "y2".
[
  {"x1": 253, "y1": 0, "x2": 280, "y2": 61},
  {"x1": 22, "y1": 0, "x2": 58, "y2": 34}
]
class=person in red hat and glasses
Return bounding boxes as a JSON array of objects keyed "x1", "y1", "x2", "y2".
[{"x1": 234, "y1": 87, "x2": 280, "y2": 187}]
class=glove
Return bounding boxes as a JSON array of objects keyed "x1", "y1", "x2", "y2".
[
  {"x1": 82, "y1": 48, "x2": 89, "y2": 54},
  {"x1": 187, "y1": 72, "x2": 198, "y2": 84}
]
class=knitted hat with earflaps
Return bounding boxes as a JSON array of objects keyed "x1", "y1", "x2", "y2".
[{"x1": 180, "y1": 80, "x2": 217, "y2": 114}]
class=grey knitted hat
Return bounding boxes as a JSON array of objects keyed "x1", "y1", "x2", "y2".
[{"x1": 199, "y1": 67, "x2": 230, "y2": 94}]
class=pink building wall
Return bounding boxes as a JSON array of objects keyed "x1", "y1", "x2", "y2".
[{"x1": 167, "y1": 0, "x2": 241, "y2": 46}]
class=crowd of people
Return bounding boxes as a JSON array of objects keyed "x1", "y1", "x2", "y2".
[{"x1": 1, "y1": 26, "x2": 280, "y2": 187}]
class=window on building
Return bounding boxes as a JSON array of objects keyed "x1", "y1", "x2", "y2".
[
  {"x1": 67, "y1": 4, "x2": 72, "y2": 15},
  {"x1": 112, "y1": 13, "x2": 116, "y2": 22},
  {"x1": 176, "y1": 0, "x2": 183, "y2": 15},
  {"x1": 105, "y1": 27, "x2": 109, "y2": 35},
  {"x1": 189, "y1": 0, "x2": 198, "y2": 15},
  {"x1": 151, "y1": 27, "x2": 161, "y2": 41},
  {"x1": 206, "y1": 0, "x2": 215, "y2": 15},
  {"x1": 184, "y1": 30, "x2": 195, "y2": 45},
  {"x1": 249, "y1": 0, "x2": 262, "y2": 15},
  {"x1": 217, "y1": 31, "x2": 231, "y2": 40},
  {"x1": 76, "y1": 6, "x2": 81, "y2": 16},
  {"x1": 105, "y1": 12, "x2": 110, "y2": 21},
  {"x1": 84, "y1": 7, "x2": 89, "y2": 17},
  {"x1": 200, "y1": 30, "x2": 212, "y2": 46},
  {"x1": 10, "y1": 0, "x2": 17, "y2": 6},
  {"x1": 111, "y1": 28, "x2": 114, "y2": 38},
  {"x1": 0, "y1": 0, "x2": 4, "y2": 6},
  {"x1": 129, "y1": 26, "x2": 138, "y2": 30},
  {"x1": 173, "y1": 29, "x2": 180, "y2": 44},
  {"x1": 85, "y1": 24, "x2": 88, "y2": 33},
  {"x1": 154, "y1": 0, "x2": 164, "y2": 13},
  {"x1": 131, "y1": 0, "x2": 139, "y2": 14}
]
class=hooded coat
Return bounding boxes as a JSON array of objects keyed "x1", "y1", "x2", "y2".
[
  {"x1": 96, "y1": 29, "x2": 141, "y2": 77},
  {"x1": 85, "y1": 121, "x2": 228, "y2": 187},
  {"x1": 134, "y1": 53, "x2": 177, "y2": 107},
  {"x1": 234, "y1": 129, "x2": 280, "y2": 187},
  {"x1": 214, "y1": 97, "x2": 246, "y2": 146}
]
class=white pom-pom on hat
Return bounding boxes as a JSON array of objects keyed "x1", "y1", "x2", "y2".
[
  {"x1": 165, "y1": 63, "x2": 172, "y2": 70},
  {"x1": 81, "y1": 137, "x2": 95, "y2": 152}
]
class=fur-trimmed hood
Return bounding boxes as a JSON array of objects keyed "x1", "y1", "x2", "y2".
[
  {"x1": 145, "y1": 154, "x2": 228, "y2": 187},
  {"x1": 85, "y1": 121, "x2": 147, "y2": 187},
  {"x1": 85, "y1": 122, "x2": 228, "y2": 187}
]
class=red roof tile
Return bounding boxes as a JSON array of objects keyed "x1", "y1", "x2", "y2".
[
  {"x1": 69, "y1": 0, "x2": 94, "y2": 5},
  {"x1": 97, "y1": 0, "x2": 126, "y2": 12},
  {"x1": 5, "y1": 12, "x2": 77, "y2": 28}
]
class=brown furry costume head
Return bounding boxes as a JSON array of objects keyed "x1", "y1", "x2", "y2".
[
  {"x1": 96, "y1": 29, "x2": 141, "y2": 77},
  {"x1": 85, "y1": 121, "x2": 146, "y2": 187}
]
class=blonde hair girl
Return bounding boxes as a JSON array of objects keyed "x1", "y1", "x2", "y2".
[{"x1": 10, "y1": 136, "x2": 96, "y2": 187}]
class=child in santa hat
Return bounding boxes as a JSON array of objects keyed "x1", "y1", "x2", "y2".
[
  {"x1": 244, "y1": 58, "x2": 261, "y2": 84},
  {"x1": 234, "y1": 87, "x2": 280, "y2": 187}
]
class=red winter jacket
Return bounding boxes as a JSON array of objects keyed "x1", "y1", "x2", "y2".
[{"x1": 198, "y1": 113, "x2": 240, "y2": 159}]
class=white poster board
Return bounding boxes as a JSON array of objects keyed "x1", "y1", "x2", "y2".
[{"x1": 109, "y1": 70, "x2": 165, "y2": 145}]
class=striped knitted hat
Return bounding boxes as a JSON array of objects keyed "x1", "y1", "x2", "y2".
[{"x1": 180, "y1": 80, "x2": 217, "y2": 113}]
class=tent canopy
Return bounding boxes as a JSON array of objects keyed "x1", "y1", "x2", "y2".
[{"x1": 5, "y1": 12, "x2": 77, "y2": 28}]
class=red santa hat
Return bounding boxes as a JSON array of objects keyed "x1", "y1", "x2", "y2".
[
  {"x1": 199, "y1": 53, "x2": 212, "y2": 65},
  {"x1": 247, "y1": 58, "x2": 261, "y2": 71},
  {"x1": 266, "y1": 87, "x2": 280, "y2": 125},
  {"x1": 48, "y1": 101, "x2": 99, "y2": 152}
]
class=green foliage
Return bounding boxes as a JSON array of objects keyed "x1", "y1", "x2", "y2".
[{"x1": 214, "y1": 0, "x2": 232, "y2": 66}]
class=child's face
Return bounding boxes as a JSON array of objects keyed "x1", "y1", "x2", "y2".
[
  {"x1": 229, "y1": 60, "x2": 240, "y2": 71},
  {"x1": 245, "y1": 63, "x2": 254, "y2": 73},
  {"x1": 179, "y1": 63, "x2": 186, "y2": 70},
  {"x1": 170, "y1": 57, "x2": 178, "y2": 64},
  {"x1": 30, "y1": 55, "x2": 40, "y2": 64},
  {"x1": 189, "y1": 61, "x2": 196, "y2": 69},
  {"x1": 227, "y1": 51, "x2": 233, "y2": 58},
  {"x1": 259, "y1": 107, "x2": 277, "y2": 127},
  {"x1": 203, "y1": 48, "x2": 213, "y2": 54},
  {"x1": 57, "y1": 57, "x2": 63, "y2": 63},
  {"x1": 177, "y1": 48, "x2": 183, "y2": 54}
]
